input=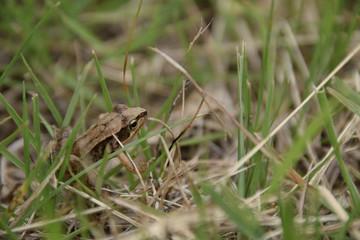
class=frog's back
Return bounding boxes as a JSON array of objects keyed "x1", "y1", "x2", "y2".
[{"x1": 72, "y1": 112, "x2": 123, "y2": 157}]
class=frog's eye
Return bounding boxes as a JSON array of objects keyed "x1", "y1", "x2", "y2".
[{"x1": 128, "y1": 119, "x2": 138, "y2": 131}]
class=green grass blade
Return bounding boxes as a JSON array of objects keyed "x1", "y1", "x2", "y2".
[
  {"x1": 32, "y1": 94, "x2": 41, "y2": 153},
  {"x1": 40, "y1": 114, "x2": 54, "y2": 138},
  {"x1": 0, "y1": 123, "x2": 24, "y2": 147},
  {"x1": 333, "y1": 77, "x2": 360, "y2": 105},
  {"x1": 317, "y1": 90, "x2": 360, "y2": 208},
  {"x1": 270, "y1": 80, "x2": 290, "y2": 126},
  {"x1": 21, "y1": 54, "x2": 63, "y2": 126},
  {"x1": 179, "y1": 131, "x2": 229, "y2": 147},
  {"x1": 261, "y1": 77, "x2": 274, "y2": 136},
  {"x1": 0, "y1": 116, "x2": 12, "y2": 125},
  {"x1": 63, "y1": 60, "x2": 93, "y2": 126},
  {"x1": 254, "y1": 0, "x2": 274, "y2": 128},
  {"x1": 271, "y1": 112, "x2": 325, "y2": 192},
  {"x1": 202, "y1": 184, "x2": 264, "y2": 239},
  {"x1": 145, "y1": 76, "x2": 180, "y2": 134},
  {"x1": 92, "y1": 50, "x2": 113, "y2": 112},
  {"x1": 327, "y1": 77, "x2": 360, "y2": 116},
  {"x1": 0, "y1": 93, "x2": 24, "y2": 129},
  {"x1": 328, "y1": 87, "x2": 360, "y2": 116},
  {"x1": 247, "y1": 153, "x2": 264, "y2": 196},
  {"x1": 278, "y1": 194, "x2": 301, "y2": 240},
  {"x1": 22, "y1": 82, "x2": 30, "y2": 177},
  {"x1": 131, "y1": 61, "x2": 140, "y2": 107},
  {"x1": 305, "y1": 0, "x2": 339, "y2": 93},
  {"x1": 96, "y1": 150, "x2": 110, "y2": 197},
  {"x1": 0, "y1": 93, "x2": 35, "y2": 143},
  {"x1": 237, "y1": 44, "x2": 246, "y2": 197},
  {"x1": 145, "y1": 25, "x2": 198, "y2": 134},
  {"x1": 0, "y1": 145, "x2": 24, "y2": 171},
  {"x1": 0, "y1": 2, "x2": 60, "y2": 86},
  {"x1": 128, "y1": 60, "x2": 152, "y2": 170},
  {"x1": 0, "y1": 217, "x2": 17, "y2": 240}
]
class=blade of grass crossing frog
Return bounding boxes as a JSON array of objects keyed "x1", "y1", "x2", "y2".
[
  {"x1": 96, "y1": 150, "x2": 110, "y2": 197},
  {"x1": 57, "y1": 96, "x2": 96, "y2": 182}
]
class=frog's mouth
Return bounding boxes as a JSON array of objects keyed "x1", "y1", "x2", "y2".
[
  {"x1": 116, "y1": 128, "x2": 131, "y2": 143},
  {"x1": 90, "y1": 129, "x2": 131, "y2": 160}
]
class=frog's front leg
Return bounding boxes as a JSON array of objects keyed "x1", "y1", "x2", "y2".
[
  {"x1": 97, "y1": 139, "x2": 147, "y2": 175},
  {"x1": 117, "y1": 151, "x2": 147, "y2": 174},
  {"x1": 102, "y1": 141, "x2": 147, "y2": 175}
]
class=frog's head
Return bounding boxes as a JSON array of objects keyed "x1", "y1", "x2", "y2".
[{"x1": 113, "y1": 104, "x2": 147, "y2": 143}]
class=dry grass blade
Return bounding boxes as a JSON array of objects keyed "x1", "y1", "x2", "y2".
[
  {"x1": 317, "y1": 186, "x2": 349, "y2": 222},
  {"x1": 170, "y1": 96, "x2": 204, "y2": 149},
  {"x1": 109, "y1": 197, "x2": 161, "y2": 221},
  {"x1": 187, "y1": 19, "x2": 213, "y2": 55},
  {"x1": 1, "y1": 207, "x2": 106, "y2": 236},
  {"x1": 64, "y1": 184, "x2": 142, "y2": 228},
  {"x1": 160, "y1": 136, "x2": 190, "y2": 207},
  {"x1": 146, "y1": 117, "x2": 191, "y2": 208},
  {"x1": 117, "y1": 206, "x2": 227, "y2": 240}
]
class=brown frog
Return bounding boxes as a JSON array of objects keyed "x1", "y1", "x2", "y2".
[{"x1": 53, "y1": 104, "x2": 147, "y2": 184}]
